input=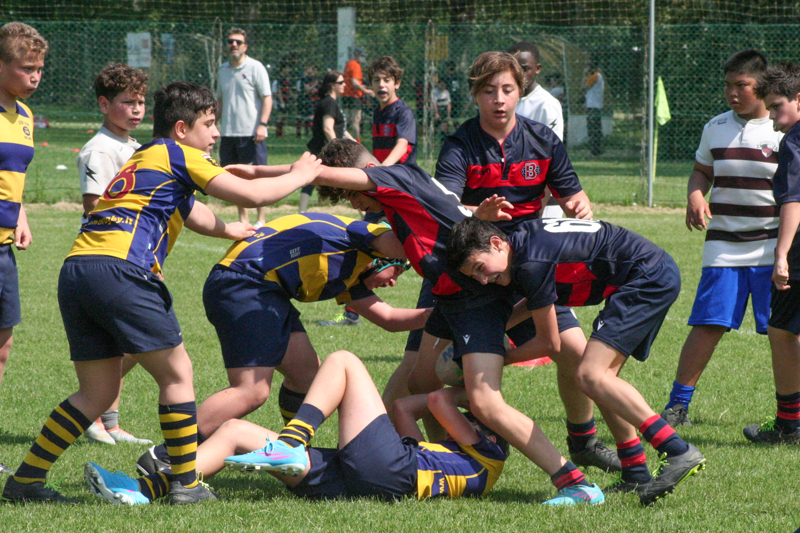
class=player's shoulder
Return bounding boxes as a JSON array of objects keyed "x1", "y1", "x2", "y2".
[
  {"x1": 703, "y1": 110, "x2": 736, "y2": 130},
  {"x1": 16, "y1": 101, "x2": 33, "y2": 119},
  {"x1": 516, "y1": 114, "x2": 559, "y2": 141}
]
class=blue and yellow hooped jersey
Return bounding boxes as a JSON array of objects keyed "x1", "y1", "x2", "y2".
[
  {"x1": 415, "y1": 434, "x2": 506, "y2": 499},
  {"x1": 68, "y1": 138, "x2": 225, "y2": 270},
  {"x1": 218, "y1": 213, "x2": 391, "y2": 303},
  {"x1": 0, "y1": 101, "x2": 34, "y2": 244}
]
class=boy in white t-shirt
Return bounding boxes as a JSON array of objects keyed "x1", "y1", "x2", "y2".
[
  {"x1": 75, "y1": 62, "x2": 153, "y2": 445},
  {"x1": 661, "y1": 50, "x2": 783, "y2": 427}
]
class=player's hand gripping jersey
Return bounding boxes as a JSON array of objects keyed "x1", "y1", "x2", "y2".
[
  {"x1": 68, "y1": 139, "x2": 224, "y2": 270},
  {"x1": 217, "y1": 213, "x2": 391, "y2": 302},
  {"x1": 415, "y1": 433, "x2": 506, "y2": 499},
  {"x1": 435, "y1": 116, "x2": 583, "y2": 232},
  {"x1": 0, "y1": 101, "x2": 34, "y2": 244},
  {"x1": 507, "y1": 218, "x2": 666, "y2": 309}
]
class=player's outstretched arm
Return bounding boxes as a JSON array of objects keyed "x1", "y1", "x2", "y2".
[
  {"x1": 348, "y1": 295, "x2": 432, "y2": 332},
  {"x1": 314, "y1": 166, "x2": 377, "y2": 191},
  {"x1": 184, "y1": 201, "x2": 256, "y2": 241},
  {"x1": 559, "y1": 190, "x2": 593, "y2": 220},
  {"x1": 686, "y1": 163, "x2": 714, "y2": 231},
  {"x1": 206, "y1": 152, "x2": 322, "y2": 207},
  {"x1": 224, "y1": 163, "x2": 293, "y2": 180}
]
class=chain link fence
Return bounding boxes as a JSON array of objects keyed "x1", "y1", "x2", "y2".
[{"x1": 21, "y1": 19, "x2": 800, "y2": 205}]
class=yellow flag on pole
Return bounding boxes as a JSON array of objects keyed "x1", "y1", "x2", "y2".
[{"x1": 655, "y1": 76, "x2": 671, "y2": 126}]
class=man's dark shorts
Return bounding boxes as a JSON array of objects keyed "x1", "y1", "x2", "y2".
[
  {"x1": 768, "y1": 282, "x2": 800, "y2": 335},
  {"x1": 288, "y1": 414, "x2": 418, "y2": 500},
  {"x1": 59, "y1": 256, "x2": 183, "y2": 360},
  {"x1": 219, "y1": 136, "x2": 268, "y2": 167}
]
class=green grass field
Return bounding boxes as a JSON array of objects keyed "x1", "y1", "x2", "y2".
[{"x1": 1, "y1": 125, "x2": 797, "y2": 532}]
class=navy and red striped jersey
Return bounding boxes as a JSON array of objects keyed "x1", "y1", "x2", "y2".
[
  {"x1": 363, "y1": 164, "x2": 472, "y2": 297},
  {"x1": 773, "y1": 121, "x2": 800, "y2": 279},
  {"x1": 372, "y1": 99, "x2": 417, "y2": 165},
  {"x1": 435, "y1": 115, "x2": 583, "y2": 232},
  {"x1": 507, "y1": 219, "x2": 666, "y2": 309}
]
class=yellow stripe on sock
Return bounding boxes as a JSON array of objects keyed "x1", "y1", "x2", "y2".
[
  {"x1": 36, "y1": 435, "x2": 66, "y2": 457},
  {"x1": 44, "y1": 418, "x2": 79, "y2": 444},
  {"x1": 159, "y1": 412, "x2": 192, "y2": 424},
  {"x1": 19, "y1": 452, "x2": 53, "y2": 472},
  {"x1": 166, "y1": 443, "x2": 198, "y2": 457},
  {"x1": 54, "y1": 405, "x2": 84, "y2": 434},
  {"x1": 162, "y1": 425, "x2": 198, "y2": 440},
  {"x1": 13, "y1": 475, "x2": 46, "y2": 484}
]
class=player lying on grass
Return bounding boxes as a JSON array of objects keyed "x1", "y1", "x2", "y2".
[
  {"x1": 224, "y1": 138, "x2": 608, "y2": 504},
  {"x1": 86, "y1": 350, "x2": 517, "y2": 503},
  {"x1": 446, "y1": 217, "x2": 707, "y2": 505},
  {"x1": 2, "y1": 81, "x2": 322, "y2": 505},
  {"x1": 137, "y1": 213, "x2": 431, "y2": 469}
]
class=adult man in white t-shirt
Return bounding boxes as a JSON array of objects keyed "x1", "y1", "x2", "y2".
[
  {"x1": 509, "y1": 41, "x2": 565, "y2": 218},
  {"x1": 217, "y1": 28, "x2": 272, "y2": 227}
]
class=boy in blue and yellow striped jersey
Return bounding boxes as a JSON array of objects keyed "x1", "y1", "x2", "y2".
[
  {"x1": 85, "y1": 350, "x2": 507, "y2": 505},
  {"x1": 2, "y1": 81, "x2": 322, "y2": 504},
  {"x1": 0, "y1": 22, "x2": 49, "y2": 476}
]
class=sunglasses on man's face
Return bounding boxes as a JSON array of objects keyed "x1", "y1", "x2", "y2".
[{"x1": 227, "y1": 39, "x2": 245, "y2": 45}]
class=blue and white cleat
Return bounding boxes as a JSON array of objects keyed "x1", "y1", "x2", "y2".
[
  {"x1": 224, "y1": 438, "x2": 308, "y2": 476},
  {"x1": 84, "y1": 462, "x2": 150, "y2": 505},
  {"x1": 542, "y1": 483, "x2": 605, "y2": 506}
]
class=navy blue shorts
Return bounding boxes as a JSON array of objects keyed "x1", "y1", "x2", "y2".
[
  {"x1": 0, "y1": 245, "x2": 21, "y2": 329},
  {"x1": 590, "y1": 252, "x2": 680, "y2": 362},
  {"x1": 219, "y1": 136, "x2": 268, "y2": 167},
  {"x1": 405, "y1": 278, "x2": 436, "y2": 352},
  {"x1": 203, "y1": 266, "x2": 306, "y2": 368},
  {"x1": 426, "y1": 294, "x2": 581, "y2": 360},
  {"x1": 288, "y1": 414, "x2": 418, "y2": 500},
  {"x1": 768, "y1": 283, "x2": 800, "y2": 335},
  {"x1": 59, "y1": 257, "x2": 183, "y2": 360}
]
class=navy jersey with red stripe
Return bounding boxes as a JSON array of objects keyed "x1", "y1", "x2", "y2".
[
  {"x1": 372, "y1": 99, "x2": 417, "y2": 165},
  {"x1": 363, "y1": 164, "x2": 472, "y2": 297},
  {"x1": 507, "y1": 219, "x2": 666, "y2": 309},
  {"x1": 773, "y1": 121, "x2": 800, "y2": 279},
  {"x1": 435, "y1": 115, "x2": 582, "y2": 232}
]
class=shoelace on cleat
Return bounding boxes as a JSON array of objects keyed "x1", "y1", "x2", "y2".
[
  {"x1": 759, "y1": 417, "x2": 776, "y2": 432},
  {"x1": 650, "y1": 452, "x2": 669, "y2": 478},
  {"x1": 43, "y1": 477, "x2": 67, "y2": 495}
]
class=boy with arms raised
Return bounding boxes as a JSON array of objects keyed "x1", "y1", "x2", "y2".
[
  {"x1": 87, "y1": 350, "x2": 507, "y2": 504},
  {"x1": 447, "y1": 217, "x2": 706, "y2": 505},
  {"x1": 77, "y1": 62, "x2": 152, "y2": 446},
  {"x1": 2, "y1": 81, "x2": 321, "y2": 504},
  {"x1": 743, "y1": 62, "x2": 800, "y2": 443},
  {"x1": 0, "y1": 22, "x2": 47, "y2": 475},
  {"x1": 661, "y1": 50, "x2": 783, "y2": 427}
]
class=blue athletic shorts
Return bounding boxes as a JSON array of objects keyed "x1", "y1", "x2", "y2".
[
  {"x1": 288, "y1": 414, "x2": 418, "y2": 500},
  {"x1": 590, "y1": 252, "x2": 681, "y2": 362},
  {"x1": 0, "y1": 245, "x2": 21, "y2": 329},
  {"x1": 59, "y1": 256, "x2": 183, "y2": 360},
  {"x1": 688, "y1": 266, "x2": 772, "y2": 334},
  {"x1": 219, "y1": 136, "x2": 267, "y2": 167},
  {"x1": 768, "y1": 283, "x2": 800, "y2": 335},
  {"x1": 203, "y1": 266, "x2": 306, "y2": 369}
]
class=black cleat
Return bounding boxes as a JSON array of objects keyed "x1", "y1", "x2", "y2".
[
  {"x1": 743, "y1": 418, "x2": 800, "y2": 444},
  {"x1": 1, "y1": 477, "x2": 80, "y2": 504},
  {"x1": 568, "y1": 435, "x2": 622, "y2": 472},
  {"x1": 639, "y1": 443, "x2": 706, "y2": 506},
  {"x1": 661, "y1": 403, "x2": 692, "y2": 427},
  {"x1": 604, "y1": 475, "x2": 653, "y2": 495},
  {"x1": 136, "y1": 445, "x2": 171, "y2": 476},
  {"x1": 167, "y1": 480, "x2": 218, "y2": 505}
]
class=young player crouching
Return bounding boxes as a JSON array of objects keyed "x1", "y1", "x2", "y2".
[{"x1": 446, "y1": 217, "x2": 706, "y2": 505}]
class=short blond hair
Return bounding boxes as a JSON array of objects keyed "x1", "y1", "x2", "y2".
[
  {"x1": 468, "y1": 51, "x2": 523, "y2": 98},
  {"x1": 0, "y1": 22, "x2": 49, "y2": 63}
]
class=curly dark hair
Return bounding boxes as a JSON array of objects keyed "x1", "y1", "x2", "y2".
[
  {"x1": 152, "y1": 81, "x2": 216, "y2": 139},
  {"x1": 316, "y1": 139, "x2": 372, "y2": 205},
  {"x1": 366, "y1": 56, "x2": 404, "y2": 84},
  {"x1": 94, "y1": 62, "x2": 148, "y2": 101}
]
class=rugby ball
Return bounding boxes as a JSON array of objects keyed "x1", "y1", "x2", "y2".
[{"x1": 435, "y1": 342, "x2": 463, "y2": 387}]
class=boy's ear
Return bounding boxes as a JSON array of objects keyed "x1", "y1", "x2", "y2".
[
  {"x1": 365, "y1": 162, "x2": 378, "y2": 169},
  {"x1": 98, "y1": 96, "x2": 110, "y2": 114},
  {"x1": 172, "y1": 120, "x2": 188, "y2": 140},
  {"x1": 489, "y1": 235, "x2": 504, "y2": 250}
]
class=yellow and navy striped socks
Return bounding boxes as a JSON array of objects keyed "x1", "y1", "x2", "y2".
[
  {"x1": 13, "y1": 399, "x2": 91, "y2": 484},
  {"x1": 278, "y1": 384, "x2": 306, "y2": 425},
  {"x1": 159, "y1": 401, "x2": 198, "y2": 488},
  {"x1": 277, "y1": 404, "x2": 324, "y2": 448}
]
